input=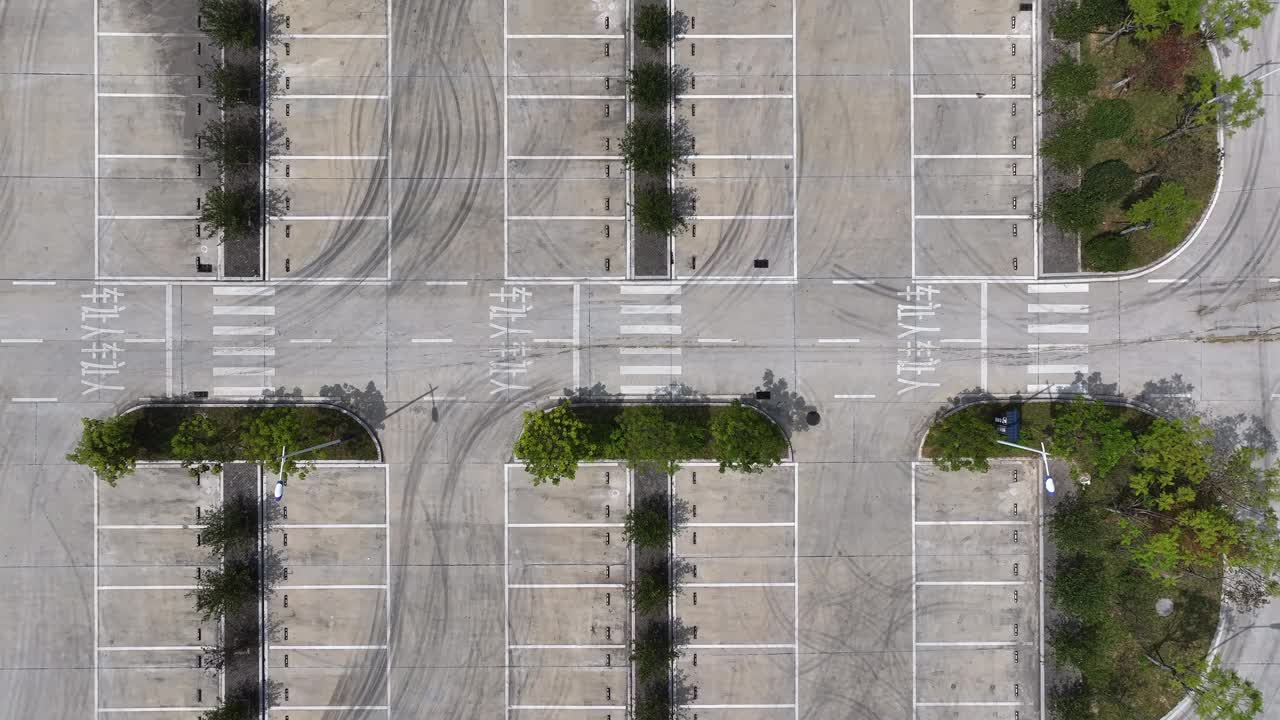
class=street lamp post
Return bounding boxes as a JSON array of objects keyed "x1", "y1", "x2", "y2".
[
  {"x1": 273, "y1": 438, "x2": 349, "y2": 501},
  {"x1": 997, "y1": 439, "x2": 1056, "y2": 495}
]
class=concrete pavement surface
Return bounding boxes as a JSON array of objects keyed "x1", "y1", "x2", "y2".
[{"x1": 2, "y1": 0, "x2": 1280, "y2": 717}]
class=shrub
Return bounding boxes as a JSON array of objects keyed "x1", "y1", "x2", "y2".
[
  {"x1": 1041, "y1": 122, "x2": 1095, "y2": 171},
  {"x1": 1052, "y1": 553, "x2": 1116, "y2": 623},
  {"x1": 1081, "y1": 159, "x2": 1136, "y2": 203},
  {"x1": 1044, "y1": 58, "x2": 1099, "y2": 108},
  {"x1": 631, "y1": 565, "x2": 676, "y2": 613},
  {"x1": 633, "y1": 185, "x2": 686, "y2": 235},
  {"x1": 200, "y1": 186, "x2": 260, "y2": 239},
  {"x1": 67, "y1": 414, "x2": 140, "y2": 485},
  {"x1": 633, "y1": 4, "x2": 673, "y2": 49},
  {"x1": 1082, "y1": 232, "x2": 1131, "y2": 271},
  {"x1": 1045, "y1": 188, "x2": 1103, "y2": 235},
  {"x1": 199, "y1": 0, "x2": 260, "y2": 50},
  {"x1": 1084, "y1": 98, "x2": 1136, "y2": 139},
  {"x1": 611, "y1": 405, "x2": 704, "y2": 473},
  {"x1": 628, "y1": 62, "x2": 673, "y2": 111},
  {"x1": 620, "y1": 119, "x2": 684, "y2": 176}
]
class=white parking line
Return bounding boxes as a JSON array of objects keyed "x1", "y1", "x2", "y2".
[
  {"x1": 681, "y1": 705, "x2": 796, "y2": 710},
  {"x1": 1148, "y1": 278, "x2": 1190, "y2": 284},
  {"x1": 509, "y1": 644, "x2": 625, "y2": 650},
  {"x1": 98, "y1": 708, "x2": 209, "y2": 713},
  {"x1": 97, "y1": 92, "x2": 187, "y2": 98},
  {"x1": 277, "y1": 94, "x2": 387, "y2": 100},
  {"x1": 620, "y1": 366, "x2": 681, "y2": 375},
  {"x1": 833, "y1": 394, "x2": 877, "y2": 399},
  {"x1": 276, "y1": 584, "x2": 386, "y2": 590},
  {"x1": 509, "y1": 215, "x2": 626, "y2": 221},
  {"x1": 11, "y1": 280, "x2": 57, "y2": 285},
  {"x1": 275, "y1": 155, "x2": 388, "y2": 161},
  {"x1": 288, "y1": 339, "x2": 332, "y2": 344},
  {"x1": 10, "y1": 397, "x2": 58, "y2": 403},
  {"x1": 1027, "y1": 383, "x2": 1079, "y2": 393},
  {"x1": 98, "y1": 585, "x2": 197, "y2": 590},
  {"x1": 506, "y1": 522, "x2": 623, "y2": 528},
  {"x1": 1027, "y1": 365, "x2": 1087, "y2": 375},
  {"x1": 271, "y1": 215, "x2": 387, "y2": 221},
  {"x1": 507, "y1": 94, "x2": 625, "y2": 100},
  {"x1": 620, "y1": 304, "x2": 680, "y2": 314},
  {"x1": 679, "y1": 94, "x2": 792, "y2": 99},
  {"x1": 914, "y1": 154, "x2": 1032, "y2": 159},
  {"x1": 688, "y1": 214, "x2": 792, "y2": 220},
  {"x1": 914, "y1": 520, "x2": 1029, "y2": 526},
  {"x1": 0, "y1": 338, "x2": 42, "y2": 343},
  {"x1": 1026, "y1": 303, "x2": 1088, "y2": 314},
  {"x1": 816, "y1": 338, "x2": 859, "y2": 344},
  {"x1": 679, "y1": 33, "x2": 792, "y2": 39},
  {"x1": 98, "y1": 214, "x2": 198, "y2": 220},
  {"x1": 913, "y1": 33, "x2": 1031, "y2": 39},
  {"x1": 275, "y1": 523, "x2": 387, "y2": 529},
  {"x1": 831, "y1": 279, "x2": 877, "y2": 285},
  {"x1": 685, "y1": 582, "x2": 795, "y2": 588},
  {"x1": 916, "y1": 581, "x2": 1026, "y2": 586},
  {"x1": 696, "y1": 338, "x2": 737, "y2": 344},
  {"x1": 507, "y1": 154, "x2": 621, "y2": 160},
  {"x1": 685, "y1": 521, "x2": 794, "y2": 528},
  {"x1": 916, "y1": 214, "x2": 1031, "y2": 220},
  {"x1": 278, "y1": 32, "x2": 387, "y2": 38},
  {"x1": 1027, "y1": 324, "x2": 1088, "y2": 334},
  {"x1": 97, "y1": 646, "x2": 204, "y2": 652},
  {"x1": 271, "y1": 644, "x2": 389, "y2": 650},
  {"x1": 913, "y1": 93, "x2": 1032, "y2": 99},
  {"x1": 213, "y1": 347, "x2": 275, "y2": 356},
  {"x1": 915, "y1": 702, "x2": 1026, "y2": 707},
  {"x1": 272, "y1": 707, "x2": 390, "y2": 712},
  {"x1": 505, "y1": 33, "x2": 622, "y2": 39},
  {"x1": 509, "y1": 706, "x2": 626, "y2": 711},
  {"x1": 686, "y1": 643, "x2": 796, "y2": 649},
  {"x1": 691, "y1": 154, "x2": 793, "y2": 160},
  {"x1": 98, "y1": 524, "x2": 207, "y2": 530},
  {"x1": 508, "y1": 583, "x2": 625, "y2": 589}
]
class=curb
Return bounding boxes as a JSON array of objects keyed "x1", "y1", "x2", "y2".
[{"x1": 120, "y1": 399, "x2": 385, "y2": 463}]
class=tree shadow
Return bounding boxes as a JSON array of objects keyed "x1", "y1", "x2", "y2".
[
  {"x1": 742, "y1": 370, "x2": 813, "y2": 435},
  {"x1": 319, "y1": 381, "x2": 388, "y2": 429},
  {"x1": 1134, "y1": 373, "x2": 1197, "y2": 419}
]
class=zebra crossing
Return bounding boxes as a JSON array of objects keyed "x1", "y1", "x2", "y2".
[
  {"x1": 1024, "y1": 283, "x2": 1090, "y2": 393},
  {"x1": 210, "y1": 286, "x2": 276, "y2": 397},
  {"x1": 617, "y1": 285, "x2": 682, "y2": 395}
]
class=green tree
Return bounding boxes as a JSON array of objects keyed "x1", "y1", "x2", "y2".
[
  {"x1": 1126, "y1": 182, "x2": 1197, "y2": 243},
  {"x1": 199, "y1": 0, "x2": 260, "y2": 50},
  {"x1": 633, "y1": 4, "x2": 673, "y2": 49},
  {"x1": 191, "y1": 559, "x2": 258, "y2": 621},
  {"x1": 1048, "y1": 681, "x2": 1096, "y2": 720},
  {"x1": 199, "y1": 493, "x2": 259, "y2": 558},
  {"x1": 630, "y1": 621, "x2": 678, "y2": 681},
  {"x1": 237, "y1": 407, "x2": 313, "y2": 478},
  {"x1": 1084, "y1": 98, "x2": 1136, "y2": 139},
  {"x1": 202, "y1": 117, "x2": 260, "y2": 168},
  {"x1": 1045, "y1": 188, "x2": 1103, "y2": 235},
  {"x1": 1083, "y1": 232, "x2": 1132, "y2": 271},
  {"x1": 709, "y1": 400, "x2": 787, "y2": 473},
  {"x1": 170, "y1": 411, "x2": 239, "y2": 477},
  {"x1": 929, "y1": 409, "x2": 998, "y2": 472},
  {"x1": 620, "y1": 119, "x2": 685, "y2": 176},
  {"x1": 1048, "y1": 397, "x2": 1137, "y2": 479},
  {"x1": 1082, "y1": 159, "x2": 1137, "y2": 203},
  {"x1": 200, "y1": 186, "x2": 260, "y2": 239},
  {"x1": 1130, "y1": 0, "x2": 1204, "y2": 40},
  {"x1": 513, "y1": 402, "x2": 594, "y2": 485},
  {"x1": 1049, "y1": 495, "x2": 1116, "y2": 556},
  {"x1": 1163, "y1": 66, "x2": 1266, "y2": 142},
  {"x1": 632, "y1": 693, "x2": 674, "y2": 720},
  {"x1": 612, "y1": 405, "x2": 704, "y2": 474},
  {"x1": 628, "y1": 61, "x2": 674, "y2": 110},
  {"x1": 1192, "y1": 659, "x2": 1264, "y2": 720},
  {"x1": 633, "y1": 185, "x2": 687, "y2": 235},
  {"x1": 1042, "y1": 122, "x2": 1095, "y2": 171},
  {"x1": 67, "y1": 414, "x2": 140, "y2": 486},
  {"x1": 623, "y1": 494, "x2": 674, "y2": 549},
  {"x1": 1051, "y1": 618, "x2": 1121, "y2": 685},
  {"x1": 206, "y1": 61, "x2": 260, "y2": 107},
  {"x1": 1052, "y1": 553, "x2": 1116, "y2": 623},
  {"x1": 1202, "y1": 0, "x2": 1273, "y2": 50},
  {"x1": 1044, "y1": 58, "x2": 1099, "y2": 108},
  {"x1": 1131, "y1": 417, "x2": 1212, "y2": 507},
  {"x1": 631, "y1": 564, "x2": 677, "y2": 613}
]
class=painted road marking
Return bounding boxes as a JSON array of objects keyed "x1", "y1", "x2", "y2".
[
  {"x1": 1027, "y1": 283, "x2": 1088, "y2": 293},
  {"x1": 1027, "y1": 324, "x2": 1088, "y2": 334},
  {"x1": 620, "y1": 347, "x2": 681, "y2": 355},
  {"x1": 621, "y1": 325, "x2": 681, "y2": 334},
  {"x1": 212, "y1": 286, "x2": 274, "y2": 296},
  {"x1": 213, "y1": 326, "x2": 275, "y2": 335},
  {"x1": 213, "y1": 367, "x2": 275, "y2": 377},
  {"x1": 620, "y1": 285, "x2": 681, "y2": 295},
  {"x1": 212, "y1": 305, "x2": 275, "y2": 316},
  {"x1": 620, "y1": 305, "x2": 681, "y2": 314},
  {"x1": 213, "y1": 347, "x2": 275, "y2": 356},
  {"x1": 1027, "y1": 303, "x2": 1088, "y2": 314}
]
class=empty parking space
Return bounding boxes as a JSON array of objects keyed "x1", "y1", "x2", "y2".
[
  {"x1": 912, "y1": 460, "x2": 1040, "y2": 718},
  {"x1": 264, "y1": 464, "x2": 390, "y2": 715},
  {"x1": 505, "y1": 464, "x2": 629, "y2": 715},
  {"x1": 671, "y1": 463, "x2": 797, "y2": 716},
  {"x1": 95, "y1": 464, "x2": 218, "y2": 715}
]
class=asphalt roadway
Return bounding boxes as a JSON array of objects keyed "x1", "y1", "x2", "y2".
[{"x1": 2, "y1": 0, "x2": 1280, "y2": 718}]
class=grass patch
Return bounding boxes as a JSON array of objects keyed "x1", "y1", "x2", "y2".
[
  {"x1": 132, "y1": 405, "x2": 378, "y2": 462},
  {"x1": 1057, "y1": 36, "x2": 1219, "y2": 270}
]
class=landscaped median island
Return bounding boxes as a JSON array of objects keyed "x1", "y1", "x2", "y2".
[
  {"x1": 514, "y1": 399, "x2": 788, "y2": 716},
  {"x1": 1042, "y1": 0, "x2": 1271, "y2": 271},
  {"x1": 925, "y1": 398, "x2": 1280, "y2": 719},
  {"x1": 67, "y1": 404, "x2": 379, "y2": 485}
]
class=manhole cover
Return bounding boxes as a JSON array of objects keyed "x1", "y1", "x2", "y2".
[{"x1": 805, "y1": 410, "x2": 821, "y2": 426}]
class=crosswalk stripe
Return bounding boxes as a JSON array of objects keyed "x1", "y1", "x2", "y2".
[
  {"x1": 620, "y1": 304, "x2": 681, "y2": 314},
  {"x1": 1026, "y1": 303, "x2": 1088, "y2": 314},
  {"x1": 213, "y1": 367, "x2": 275, "y2": 376},
  {"x1": 1026, "y1": 283, "x2": 1088, "y2": 293},
  {"x1": 620, "y1": 325, "x2": 681, "y2": 335},
  {"x1": 1027, "y1": 324, "x2": 1088, "y2": 334},
  {"x1": 212, "y1": 305, "x2": 275, "y2": 316},
  {"x1": 620, "y1": 285, "x2": 681, "y2": 295},
  {"x1": 213, "y1": 347, "x2": 275, "y2": 356},
  {"x1": 212, "y1": 286, "x2": 274, "y2": 296},
  {"x1": 212, "y1": 326, "x2": 275, "y2": 336},
  {"x1": 620, "y1": 366, "x2": 681, "y2": 375}
]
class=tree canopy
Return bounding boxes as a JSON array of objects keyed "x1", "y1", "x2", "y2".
[
  {"x1": 1127, "y1": 182, "x2": 1198, "y2": 243},
  {"x1": 709, "y1": 400, "x2": 787, "y2": 473},
  {"x1": 612, "y1": 405, "x2": 704, "y2": 473},
  {"x1": 67, "y1": 414, "x2": 140, "y2": 485},
  {"x1": 929, "y1": 409, "x2": 998, "y2": 472},
  {"x1": 513, "y1": 401, "x2": 593, "y2": 485}
]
